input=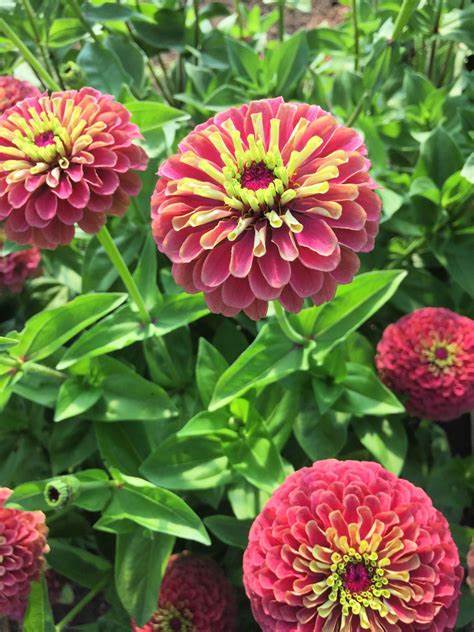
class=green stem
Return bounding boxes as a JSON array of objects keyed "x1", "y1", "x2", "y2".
[
  {"x1": 233, "y1": 0, "x2": 244, "y2": 38},
  {"x1": 0, "y1": 18, "x2": 60, "y2": 90},
  {"x1": 21, "y1": 0, "x2": 58, "y2": 83},
  {"x1": 55, "y1": 578, "x2": 107, "y2": 631},
  {"x1": 193, "y1": 0, "x2": 200, "y2": 49},
  {"x1": 273, "y1": 302, "x2": 307, "y2": 346},
  {"x1": 67, "y1": 0, "x2": 101, "y2": 45},
  {"x1": 278, "y1": 0, "x2": 285, "y2": 41},
  {"x1": 156, "y1": 54, "x2": 176, "y2": 102},
  {"x1": 96, "y1": 225, "x2": 150, "y2": 323},
  {"x1": 347, "y1": 90, "x2": 369, "y2": 127},
  {"x1": 352, "y1": 0, "x2": 360, "y2": 71},
  {"x1": 426, "y1": 0, "x2": 443, "y2": 80}
]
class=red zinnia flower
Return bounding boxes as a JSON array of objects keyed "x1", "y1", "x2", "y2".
[
  {"x1": 0, "y1": 76, "x2": 40, "y2": 115},
  {"x1": 375, "y1": 307, "x2": 474, "y2": 422},
  {"x1": 243, "y1": 459, "x2": 463, "y2": 632},
  {"x1": 151, "y1": 97, "x2": 381, "y2": 320},
  {"x1": 0, "y1": 243, "x2": 41, "y2": 293},
  {"x1": 0, "y1": 87, "x2": 148, "y2": 249},
  {"x1": 0, "y1": 487, "x2": 49, "y2": 621},
  {"x1": 132, "y1": 552, "x2": 236, "y2": 632}
]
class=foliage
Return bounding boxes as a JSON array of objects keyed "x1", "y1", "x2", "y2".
[{"x1": 0, "y1": 0, "x2": 472, "y2": 629}]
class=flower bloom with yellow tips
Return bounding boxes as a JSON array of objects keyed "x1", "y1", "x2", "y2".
[
  {"x1": 0, "y1": 87, "x2": 148, "y2": 249},
  {"x1": 0, "y1": 76, "x2": 40, "y2": 115},
  {"x1": 151, "y1": 97, "x2": 381, "y2": 320},
  {"x1": 243, "y1": 459, "x2": 463, "y2": 632},
  {"x1": 376, "y1": 307, "x2": 474, "y2": 422}
]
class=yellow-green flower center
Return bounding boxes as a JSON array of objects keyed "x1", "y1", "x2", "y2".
[
  {"x1": 422, "y1": 339, "x2": 458, "y2": 373},
  {"x1": 152, "y1": 604, "x2": 194, "y2": 631}
]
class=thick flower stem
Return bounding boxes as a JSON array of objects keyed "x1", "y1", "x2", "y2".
[
  {"x1": 97, "y1": 225, "x2": 150, "y2": 324},
  {"x1": 352, "y1": 0, "x2": 360, "y2": 71},
  {"x1": 55, "y1": 577, "x2": 107, "y2": 632},
  {"x1": 273, "y1": 302, "x2": 307, "y2": 346},
  {"x1": 0, "y1": 18, "x2": 60, "y2": 91}
]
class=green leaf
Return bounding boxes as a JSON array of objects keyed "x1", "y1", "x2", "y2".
[
  {"x1": 48, "y1": 18, "x2": 86, "y2": 47},
  {"x1": 105, "y1": 34, "x2": 146, "y2": 93},
  {"x1": 295, "y1": 406, "x2": 350, "y2": 461},
  {"x1": 133, "y1": 234, "x2": 161, "y2": 309},
  {"x1": 337, "y1": 363, "x2": 405, "y2": 416},
  {"x1": 415, "y1": 126, "x2": 463, "y2": 189},
  {"x1": 204, "y1": 515, "x2": 251, "y2": 549},
  {"x1": 115, "y1": 528, "x2": 174, "y2": 626},
  {"x1": 57, "y1": 305, "x2": 153, "y2": 369},
  {"x1": 152, "y1": 293, "x2": 209, "y2": 336},
  {"x1": 438, "y1": 231, "x2": 474, "y2": 297},
  {"x1": 141, "y1": 434, "x2": 232, "y2": 490},
  {"x1": 11, "y1": 293, "x2": 126, "y2": 362},
  {"x1": 196, "y1": 338, "x2": 228, "y2": 407},
  {"x1": 77, "y1": 41, "x2": 130, "y2": 97},
  {"x1": 439, "y1": 5, "x2": 474, "y2": 49},
  {"x1": 392, "y1": 0, "x2": 422, "y2": 39},
  {"x1": 50, "y1": 420, "x2": 96, "y2": 474},
  {"x1": 83, "y1": 2, "x2": 133, "y2": 21},
  {"x1": 124, "y1": 101, "x2": 188, "y2": 133},
  {"x1": 270, "y1": 31, "x2": 309, "y2": 97},
  {"x1": 461, "y1": 153, "x2": 474, "y2": 184},
  {"x1": 87, "y1": 356, "x2": 176, "y2": 422},
  {"x1": 54, "y1": 377, "x2": 102, "y2": 422},
  {"x1": 353, "y1": 417, "x2": 408, "y2": 475},
  {"x1": 210, "y1": 321, "x2": 313, "y2": 410},
  {"x1": 47, "y1": 540, "x2": 112, "y2": 589},
  {"x1": 226, "y1": 37, "x2": 261, "y2": 85},
  {"x1": 131, "y1": 9, "x2": 186, "y2": 51},
  {"x1": 301, "y1": 270, "x2": 407, "y2": 357},
  {"x1": 95, "y1": 421, "x2": 151, "y2": 477},
  {"x1": 23, "y1": 576, "x2": 55, "y2": 632},
  {"x1": 95, "y1": 474, "x2": 210, "y2": 545}
]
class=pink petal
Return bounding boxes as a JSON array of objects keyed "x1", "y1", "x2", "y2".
[
  {"x1": 172, "y1": 262, "x2": 199, "y2": 293},
  {"x1": 8, "y1": 183, "x2": 30, "y2": 209},
  {"x1": 244, "y1": 299, "x2": 268, "y2": 321},
  {"x1": 91, "y1": 148, "x2": 117, "y2": 168},
  {"x1": 271, "y1": 228, "x2": 299, "y2": 261},
  {"x1": 221, "y1": 276, "x2": 254, "y2": 309},
  {"x1": 289, "y1": 260, "x2": 324, "y2": 298},
  {"x1": 200, "y1": 244, "x2": 232, "y2": 287},
  {"x1": 311, "y1": 274, "x2": 337, "y2": 306},
  {"x1": 330, "y1": 247, "x2": 360, "y2": 284},
  {"x1": 258, "y1": 243, "x2": 291, "y2": 289},
  {"x1": 249, "y1": 265, "x2": 282, "y2": 300},
  {"x1": 298, "y1": 244, "x2": 340, "y2": 271},
  {"x1": 35, "y1": 188, "x2": 58, "y2": 221},
  {"x1": 296, "y1": 216, "x2": 337, "y2": 256},
  {"x1": 279, "y1": 287, "x2": 304, "y2": 313},
  {"x1": 332, "y1": 228, "x2": 368, "y2": 250},
  {"x1": 69, "y1": 180, "x2": 90, "y2": 209},
  {"x1": 356, "y1": 187, "x2": 382, "y2": 221},
  {"x1": 229, "y1": 232, "x2": 254, "y2": 278},
  {"x1": 206, "y1": 287, "x2": 239, "y2": 317},
  {"x1": 53, "y1": 176, "x2": 73, "y2": 199}
]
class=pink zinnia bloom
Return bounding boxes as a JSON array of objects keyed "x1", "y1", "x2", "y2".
[
  {"x1": 0, "y1": 487, "x2": 49, "y2": 620},
  {"x1": 0, "y1": 87, "x2": 148, "y2": 249},
  {"x1": 151, "y1": 97, "x2": 381, "y2": 320},
  {"x1": 243, "y1": 460, "x2": 463, "y2": 632},
  {"x1": 132, "y1": 552, "x2": 236, "y2": 632},
  {"x1": 0, "y1": 242, "x2": 41, "y2": 293},
  {"x1": 0, "y1": 76, "x2": 40, "y2": 115},
  {"x1": 468, "y1": 539, "x2": 474, "y2": 594},
  {"x1": 376, "y1": 307, "x2": 474, "y2": 422}
]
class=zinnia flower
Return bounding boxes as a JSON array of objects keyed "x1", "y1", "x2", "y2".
[
  {"x1": 151, "y1": 97, "x2": 381, "y2": 320},
  {"x1": 243, "y1": 459, "x2": 463, "y2": 632},
  {"x1": 0, "y1": 487, "x2": 49, "y2": 620},
  {"x1": 0, "y1": 87, "x2": 148, "y2": 249},
  {"x1": 468, "y1": 539, "x2": 474, "y2": 594},
  {"x1": 375, "y1": 307, "x2": 474, "y2": 422},
  {"x1": 132, "y1": 552, "x2": 236, "y2": 632},
  {"x1": 0, "y1": 76, "x2": 40, "y2": 114},
  {"x1": 0, "y1": 242, "x2": 41, "y2": 293}
]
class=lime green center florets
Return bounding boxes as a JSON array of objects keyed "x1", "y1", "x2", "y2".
[
  {"x1": 152, "y1": 604, "x2": 194, "y2": 631},
  {"x1": 422, "y1": 339, "x2": 458, "y2": 373}
]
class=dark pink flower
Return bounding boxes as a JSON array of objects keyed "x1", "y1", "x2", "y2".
[
  {"x1": 0, "y1": 76, "x2": 40, "y2": 115},
  {"x1": 0, "y1": 243, "x2": 41, "y2": 293},
  {"x1": 151, "y1": 97, "x2": 381, "y2": 320},
  {"x1": 468, "y1": 539, "x2": 474, "y2": 594},
  {"x1": 243, "y1": 459, "x2": 463, "y2": 632},
  {"x1": 376, "y1": 307, "x2": 474, "y2": 422},
  {"x1": 132, "y1": 552, "x2": 236, "y2": 632},
  {"x1": 0, "y1": 487, "x2": 49, "y2": 621},
  {"x1": 0, "y1": 87, "x2": 148, "y2": 249}
]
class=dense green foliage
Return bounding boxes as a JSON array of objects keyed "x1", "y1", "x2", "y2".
[{"x1": 0, "y1": 0, "x2": 473, "y2": 629}]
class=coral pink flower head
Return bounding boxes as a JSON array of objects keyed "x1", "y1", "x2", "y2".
[
  {"x1": 151, "y1": 97, "x2": 381, "y2": 320},
  {"x1": 243, "y1": 459, "x2": 463, "y2": 632},
  {"x1": 0, "y1": 235, "x2": 41, "y2": 293},
  {"x1": 376, "y1": 307, "x2": 474, "y2": 422},
  {"x1": 0, "y1": 87, "x2": 148, "y2": 249},
  {"x1": 0, "y1": 487, "x2": 49, "y2": 620},
  {"x1": 131, "y1": 552, "x2": 236, "y2": 632},
  {"x1": 0, "y1": 76, "x2": 41, "y2": 115}
]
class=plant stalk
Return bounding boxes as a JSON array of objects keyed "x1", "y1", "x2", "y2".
[
  {"x1": 55, "y1": 578, "x2": 107, "y2": 631},
  {"x1": 0, "y1": 18, "x2": 60, "y2": 90},
  {"x1": 193, "y1": 0, "x2": 200, "y2": 49},
  {"x1": 278, "y1": 0, "x2": 285, "y2": 41},
  {"x1": 426, "y1": 0, "x2": 443, "y2": 80},
  {"x1": 67, "y1": 0, "x2": 101, "y2": 45},
  {"x1": 21, "y1": 0, "x2": 59, "y2": 84},
  {"x1": 96, "y1": 225, "x2": 150, "y2": 323},
  {"x1": 352, "y1": 0, "x2": 360, "y2": 71},
  {"x1": 273, "y1": 302, "x2": 307, "y2": 346}
]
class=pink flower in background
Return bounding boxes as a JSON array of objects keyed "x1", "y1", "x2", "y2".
[
  {"x1": 376, "y1": 307, "x2": 474, "y2": 421},
  {"x1": 132, "y1": 552, "x2": 236, "y2": 632},
  {"x1": 151, "y1": 97, "x2": 381, "y2": 320},
  {"x1": 243, "y1": 459, "x2": 462, "y2": 632},
  {"x1": 0, "y1": 87, "x2": 148, "y2": 249},
  {"x1": 468, "y1": 539, "x2": 474, "y2": 594},
  {"x1": 0, "y1": 244, "x2": 41, "y2": 293},
  {"x1": 0, "y1": 76, "x2": 40, "y2": 115},
  {"x1": 0, "y1": 487, "x2": 49, "y2": 621}
]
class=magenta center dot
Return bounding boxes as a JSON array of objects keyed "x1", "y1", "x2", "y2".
[
  {"x1": 170, "y1": 618, "x2": 182, "y2": 631},
  {"x1": 240, "y1": 162, "x2": 274, "y2": 191},
  {"x1": 435, "y1": 347, "x2": 448, "y2": 360},
  {"x1": 343, "y1": 563, "x2": 372, "y2": 593},
  {"x1": 34, "y1": 131, "x2": 55, "y2": 147}
]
